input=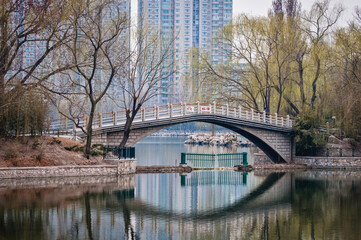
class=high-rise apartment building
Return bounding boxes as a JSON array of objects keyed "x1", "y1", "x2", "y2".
[{"x1": 139, "y1": 0, "x2": 232, "y2": 105}]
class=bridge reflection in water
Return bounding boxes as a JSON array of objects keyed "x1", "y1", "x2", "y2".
[{"x1": 0, "y1": 172, "x2": 361, "y2": 240}]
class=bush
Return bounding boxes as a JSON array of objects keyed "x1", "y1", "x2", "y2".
[{"x1": 294, "y1": 111, "x2": 327, "y2": 156}]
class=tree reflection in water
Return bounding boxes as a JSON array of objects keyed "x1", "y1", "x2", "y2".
[{"x1": 0, "y1": 172, "x2": 360, "y2": 240}]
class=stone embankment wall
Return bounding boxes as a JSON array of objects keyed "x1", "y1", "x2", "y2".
[
  {"x1": 254, "y1": 153, "x2": 361, "y2": 169},
  {"x1": 293, "y1": 157, "x2": 361, "y2": 169},
  {"x1": 0, "y1": 159, "x2": 136, "y2": 179},
  {"x1": 0, "y1": 175, "x2": 135, "y2": 190}
]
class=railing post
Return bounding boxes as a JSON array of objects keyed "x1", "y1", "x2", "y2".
[
  {"x1": 245, "y1": 110, "x2": 248, "y2": 119},
  {"x1": 154, "y1": 105, "x2": 156, "y2": 118},
  {"x1": 64, "y1": 118, "x2": 68, "y2": 131},
  {"x1": 281, "y1": 117, "x2": 284, "y2": 126},
  {"x1": 98, "y1": 113, "x2": 102, "y2": 127},
  {"x1": 197, "y1": 101, "x2": 200, "y2": 114},
  {"x1": 263, "y1": 111, "x2": 266, "y2": 123},
  {"x1": 226, "y1": 104, "x2": 229, "y2": 116},
  {"x1": 213, "y1": 101, "x2": 216, "y2": 114},
  {"x1": 112, "y1": 111, "x2": 116, "y2": 125},
  {"x1": 84, "y1": 116, "x2": 88, "y2": 128},
  {"x1": 239, "y1": 106, "x2": 242, "y2": 118},
  {"x1": 181, "y1": 102, "x2": 184, "y2": 115},
  {"x1": 287, "y1": 115, "x2": 290, "y2": 127},
  {"x1": 170, "y1": 104, "x2": 173, "y2": 117},
  {"x1": 275, "y1": 113, "x2": 278, "y2": 125},
  {"x1": 141, "y1": 108, "x2": 145, "y2": 121},
  {"x1": 251, "y1": 109, "x2": 254, "y2": 120},
  {"x1": 156, "y1": 106, "x2": 159, "y2": 119},
  {"x1": 184, "y1": 103, "x2": 187, "y2": 115}
]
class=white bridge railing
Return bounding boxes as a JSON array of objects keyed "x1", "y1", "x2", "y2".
[{"x1": 47, "y1": 102, "x2": 295, "y2": 132}]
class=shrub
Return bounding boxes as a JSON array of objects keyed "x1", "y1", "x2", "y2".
[{"x1": 294, "y1": 111, "x2": 327, "y2": 156}]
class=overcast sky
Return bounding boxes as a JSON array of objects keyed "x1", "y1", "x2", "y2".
[{"x1": 233, "y1": 0, "x2": 360, "y2": 26}]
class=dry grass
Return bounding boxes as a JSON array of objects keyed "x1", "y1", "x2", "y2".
[{"x1": 0, "y1": 136, "x2": 103, "y2": 167}]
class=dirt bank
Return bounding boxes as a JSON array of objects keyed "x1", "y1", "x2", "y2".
[{"x1": 0, "y1": 136, "x2": 103, "y2": 167}]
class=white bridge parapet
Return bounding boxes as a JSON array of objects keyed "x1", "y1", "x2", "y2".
[{"x1": 47, "y1": 102, "x2": 295, "y2": 132}]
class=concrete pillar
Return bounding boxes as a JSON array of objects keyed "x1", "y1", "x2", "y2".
[
  {"x1": 181, "y1": 102, "x2": 184, "y2": 115},
  {"x1": 251, "y1": 109, "x2": 254, "y2": 120},
  {"x1": 239, "y1": 106, "x2": 242, "y2": 118},
  {"x1": 281, "y1": 117, "x2": 284, "y2": 126},
  {"x1": 170, "y1": 104, "x2": 173, "y2": 117},
  {"x1": 213, "y1": 101, "x2": 216, "y2": 114},
  {"x1": 226, "y1": 104, "x2": 229, "y2": 116},
  {"x1": 184, "y1": 103, "x2": 187, "y2": 115},
  {"x1": 156, "y1": 106, "x2": 159, "y2": 119},
  {"x1": 154, "y1": 105, "x2": 156, "y2": 118},
  {"x1": 197, "y1": 101, "x2": 200, "y2": 114}
]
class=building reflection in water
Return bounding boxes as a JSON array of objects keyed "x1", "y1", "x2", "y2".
[{"x1": 0, "y1": 172, "x2": 360, "y2": 240}]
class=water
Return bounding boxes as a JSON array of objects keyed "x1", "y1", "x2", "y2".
[
  {"x1": 0, "y1": 137, "x2": 361, "y2": 240},
  {"x1": 135, "y1": 136, "x2": 258, "y2": 166}
]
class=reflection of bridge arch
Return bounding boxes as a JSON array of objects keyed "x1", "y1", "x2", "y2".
[
  {"x1": 108, "y1": 172, "x2": 289, "y2": 221},
  {"x1": 92, "y1": 115, "x2": 293, "y2": 163}
]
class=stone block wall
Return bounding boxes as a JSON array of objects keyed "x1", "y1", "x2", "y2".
[
  {"x1": 0, "y1": 159, "x2": 136, "y2": 179},
  {"x1": 253, "y1": 153, "x2": 274, "y2": 165},
  {"x1": 247, "y1": 128, "x2": 293, "y2": 161},
  {"x1": 294, "y1": 157, "x2": 361, "y2": 169}
]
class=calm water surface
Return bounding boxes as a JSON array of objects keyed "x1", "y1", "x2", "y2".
[{"x1": 0, "y1": 137, "x2": 360, "y2": 240}]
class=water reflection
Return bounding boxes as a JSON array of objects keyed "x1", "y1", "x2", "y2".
[
  {"x1": 135, "y1": 136, "x2": 258, "y2": 166},
  {"x1": 0, "y1": 171, "x2": 360, "y2": 239}
]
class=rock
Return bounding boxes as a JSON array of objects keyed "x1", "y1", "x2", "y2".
[{"x1": 328, "y1": 135, "x2": 342, "y2": 144}]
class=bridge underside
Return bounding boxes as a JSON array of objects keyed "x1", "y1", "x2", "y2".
[{"x1": 91, "y1": 115, "x2": 294, "y2": 163}]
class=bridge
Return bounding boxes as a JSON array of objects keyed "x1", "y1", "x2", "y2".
[{"x1": 49, "y1": 102, "x2": 295, "y2": 163}]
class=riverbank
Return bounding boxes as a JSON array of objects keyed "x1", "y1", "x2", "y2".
[{"x1": 0, "y1": 136, "x2": 103, "y2": 167}]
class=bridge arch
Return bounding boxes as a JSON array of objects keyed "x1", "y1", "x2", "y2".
[{"x1": 92, "y1": 115, "x2": 293, "y2": 163}]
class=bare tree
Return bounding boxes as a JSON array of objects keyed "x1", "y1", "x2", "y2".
[
  {"x1": 115, "y1": 26, "x2": 176, "y2": 147},
  {"x1": 45, "y1": 0, "x2": 129, "y2": 158},
  {"x1": 0, "y1": 0, "x2": 71, "y2": 135}
]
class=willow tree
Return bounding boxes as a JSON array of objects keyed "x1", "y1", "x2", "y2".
[
  {"x1": 0, "y1": 0, "x2": 70, "y2": 135},
  {"x1": 300, "y1": 0, "x2": 343, "y2": 109},
  {"x1": 329, "y1": 12, "x2": 361, "y2": 139},
  {"x1": 46, "y1": 0, "x2": 129, "y2": 158}
]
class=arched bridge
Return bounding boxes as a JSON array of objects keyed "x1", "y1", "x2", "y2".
[{"x1": 49, "y1": 102, "x2": 295, "y2": 163}]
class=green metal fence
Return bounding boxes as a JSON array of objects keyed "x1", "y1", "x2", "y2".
[{"x1": 181, "y1": 152, "x2": 248, "y2": 168}]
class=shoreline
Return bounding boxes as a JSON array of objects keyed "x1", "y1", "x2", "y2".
[{"x1": 1, "y1": 162, "x2": 361, "y2": 179}]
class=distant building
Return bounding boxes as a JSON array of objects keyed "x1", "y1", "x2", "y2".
[{"x1": 138, "y1": 0, "x2": 233, "y2": 105}]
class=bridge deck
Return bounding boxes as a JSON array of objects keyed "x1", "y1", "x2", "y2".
[{"x1": 48, "y1": 102, "x2": 294, "y2": 133}]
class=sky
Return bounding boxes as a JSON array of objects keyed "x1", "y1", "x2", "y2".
[{"x1": 233, "y1": 0, "x2": 360, "y2": 26}]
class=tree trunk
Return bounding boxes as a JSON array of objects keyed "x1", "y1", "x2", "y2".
[
  {"x1": 119, "y1": 106, "x2": 141, "y2": 148},
  {"x1": 311, "y1": 58, "x2": 321, "y2": 109},
  {"x1": 85, "y1": 106, "x2": 95, "y2": 159},
  {"x1": 297, "y1": 59, "x2": 306, "y2": 108}
]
